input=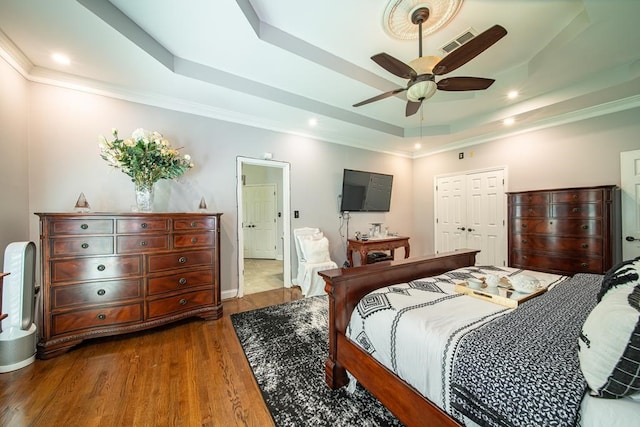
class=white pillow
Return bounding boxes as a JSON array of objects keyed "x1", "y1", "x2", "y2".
[
  {"x1": 578, "y1": 257, "x2": 640, "y2": 398},
  {"x1": 300, "y1": 236, "x2": 331, "y2": 263}
]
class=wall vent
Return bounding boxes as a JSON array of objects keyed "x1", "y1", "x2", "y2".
[{"x1": 441, "y1": 28, "x2": 477, "y2": 55}]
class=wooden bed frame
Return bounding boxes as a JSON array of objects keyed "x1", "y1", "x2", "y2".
[{"x1": 319, "y1": 249, "x2": 480, "y2": 427}]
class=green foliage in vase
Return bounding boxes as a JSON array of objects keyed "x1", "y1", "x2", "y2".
[{"x1": 98, "y1": 128, "x2": 194, "y2": 187}]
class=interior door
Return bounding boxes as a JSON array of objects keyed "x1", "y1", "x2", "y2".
[
  {"x1": 435, "y1": 175, "x2": 466, "y2": 253},
  {"x1": 466, "y1": 170, "x2": 505, "y2": 265},
  {"x1": 243, "y1": 184, "x2": 277, "y2": 259},
  {"x1": 621, "y1": 149, "x2": 640, "y2": 260},
  {"x1": 435, "y1": 169, "x2": 506, "y2": 266}
]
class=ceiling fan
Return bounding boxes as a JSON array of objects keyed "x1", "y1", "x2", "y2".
[{"x1": 353, "y1": 7, "x2": 507, "y2": 117}]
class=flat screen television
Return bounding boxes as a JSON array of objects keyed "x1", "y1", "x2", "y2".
[{"x1": 339, "y1": 169, "x2": 393, "y2": 212}]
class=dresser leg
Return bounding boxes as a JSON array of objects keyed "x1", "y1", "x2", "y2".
[{"x1": 37, "y1": 339, "x2": 84, "y2": 360}]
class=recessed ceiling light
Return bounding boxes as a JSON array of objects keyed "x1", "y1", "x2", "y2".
[
  {"x1": 52, "y1": 53, "x2": 70, "y2": 65},
  {"x1": 507, "y1": 90, "x2": 519, "y2": 99},
  {"x1": 503, "y1": 117, "x2": 515, "y2": 126},
  {"x1": 308, "y1": 118, "x2": 317, "y2": 127}
]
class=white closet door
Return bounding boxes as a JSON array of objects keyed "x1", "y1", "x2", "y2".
[
  {"x1": 435, "y1": 168, "x2": 506, "y2": 266},
  {"x1": 621, "y1": 149, "x2": 640, "y2": 260},
  {"x1": 435, "y1": 175, "x2": 466, "y2": 253}
]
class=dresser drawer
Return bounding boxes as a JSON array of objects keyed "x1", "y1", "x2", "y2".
[
  {"x1": 147, "y1": 250, "x2": 213, "y2": 272},
  {"x1": 51, "y1": 303, "x2": 143, "y2": 335},
  {"x1": 509, "y1": 193, "x2": 549, "y2": 205},
  {"x1": 173, "y1": 217, "x2": 217, "y2": 231},
  {"x1": 148, "y1": 269, "x2": 214, "y2": 295},
  {"x1": 116, "y1": 234, "x2": 170, "y2": 253},
  {"x1": 50, "y1": 255, "x2": 142, "y2": 283},
  {"x1": 512, "y1": 219, "x2": 602, "y2": 236},
  {"x1": 551, "y1": 203, "x2": 602, "y2": 218},
  {"x1": 116, "y1": 218, "x2": 169, "y2": 233},
  {"x1": 552, "y1": 189, "x2": 603, "y2": 203},
  {"x1": 50, "y1": 236, "x2": 114, "y2": 257},
  {"x1": 52, "y1": 279, "x2": 143, "y2": 309},
  {"x1": 147, "y1": 289, "x2": 214, "y2": 319},
  {"x1": 173, "y1": 232, "x2": 215, "y2": 249},
  {"x1": 511, "y1": 205, "x2": 547, "y2": 218},
  {"x1": 50, "y1": 219, "x2": 113, "y2": 235},
  {"x1": 511, "y1": 251, "x2": 602, "y2": 274},
  {"x1": 510, "y1": 235, "x2": 603, "y2": 256}
]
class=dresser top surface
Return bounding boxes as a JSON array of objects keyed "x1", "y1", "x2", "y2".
[{"x1": 35, "y1": 212, "x2": 222, "y2": 217}]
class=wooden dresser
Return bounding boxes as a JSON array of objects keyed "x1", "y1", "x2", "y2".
[
  {"x1": 35, "y1": 212, "x2": 222, "y2": 359},
  {"x1": 508, "y1": 186, "x2": 620, "y2": 276}
]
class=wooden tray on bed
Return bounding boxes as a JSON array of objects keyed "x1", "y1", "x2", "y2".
[{"x1": 455, "y1": 280, "x2": 547, "y2": 308}]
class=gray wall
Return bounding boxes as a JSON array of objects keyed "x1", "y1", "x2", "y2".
[
  {"x1": 412, "y1": 108, "x2": 640, "y2": 256},
  {"x1": 1, "y1": 56, "x2": 414, "y2": 296},
  {"x1": 2, "y1": 52, "x2": 638, "y2": 293},
  {"x1": 0, "y1": 55, "x2": 30, "y2": 271}
]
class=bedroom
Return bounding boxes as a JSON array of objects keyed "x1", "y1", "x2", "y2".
[{"x1": 1, "y1": 0, "x2": 639, "y2": 425}]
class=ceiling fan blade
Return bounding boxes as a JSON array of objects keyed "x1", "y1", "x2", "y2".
[
  {"x1": 433, "y1": 25, "x2": 507, "y2": 76},
  {"x1": 405, "y1": 100, "x2": 422, "y2": 117},
  {"x1": 371, "y1": 53, "x2": 417, "y2": 80},
  {"x1": 437, "y1": 77, "x2": 495, "y2": 91},
  {"x1": 353, "y1": 87, "x2": 407, "y2": 107}
]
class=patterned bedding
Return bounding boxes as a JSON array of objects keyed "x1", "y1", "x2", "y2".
[{"x1": 346, "y1": 265, "x2": 595, "y2": 426}]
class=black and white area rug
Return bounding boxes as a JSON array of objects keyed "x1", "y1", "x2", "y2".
[{"x1": 231, "y1": 295, "x2": 403, "y2": 426}]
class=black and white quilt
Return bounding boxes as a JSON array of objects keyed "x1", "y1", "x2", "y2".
[{"x1": 346, "y1": 266, "x2": 585, "y2": 426}]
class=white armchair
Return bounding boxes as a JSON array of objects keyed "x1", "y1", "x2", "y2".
[{"x1": 292, "y1": 227, "x2": 338, "y2": 297}]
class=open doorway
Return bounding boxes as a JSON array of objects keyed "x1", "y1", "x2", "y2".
[{"x1": 237, "y1": 157, "x2": 291, "y2": 297}]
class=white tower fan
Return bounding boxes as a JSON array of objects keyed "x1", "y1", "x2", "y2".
[{"x1": 0, "y1": 241, "x2": 38, "y2": 373}]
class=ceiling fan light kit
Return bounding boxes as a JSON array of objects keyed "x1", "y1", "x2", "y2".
[{"x1": 355, "y1": 1, "x2": 507, "y2": 117}]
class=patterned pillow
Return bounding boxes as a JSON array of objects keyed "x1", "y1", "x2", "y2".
[{"x1": 578, "y1": 257, "x2": 640, "y2": 398}]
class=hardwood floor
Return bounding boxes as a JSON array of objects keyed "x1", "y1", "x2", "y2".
[{"x1": 0, "y1": 288, "x2": 303, "y2": 427}]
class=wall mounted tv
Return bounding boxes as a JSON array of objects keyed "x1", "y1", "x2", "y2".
[{"x1": 339, "y1": 169, "x2": 393, "y2": 212}]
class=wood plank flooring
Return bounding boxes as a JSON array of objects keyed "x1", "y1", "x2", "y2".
[{"x1": 0, "y1": 288, "x2": 303, "y2": 427}]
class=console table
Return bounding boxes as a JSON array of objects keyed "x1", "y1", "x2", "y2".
[{"x1": 347, "y1": 236, "x2": 410, "y2": 266}]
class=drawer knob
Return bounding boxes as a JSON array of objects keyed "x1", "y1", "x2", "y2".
[
  {"x1": 179, "y1": 298, "x2": 188, "y2": 305},
  {"x1": 573, "y1": 194, "x2": 579, "y2": 200},
  {"x1": 140, "y1": 241, "x2": 147, "y2": 246},
  {"x1": 97, "y1": 313, "x2": 106, "y2": 320},
  {"x1": 97, "y1": 289, "x2": 106, "y2": 296},
  {"x1": 191, "y1": 221, "x2": 197, "y2": 227},
  {"x1": 522, "y1": 255, "x2": 528, "y2": 260},
  {"x1": 522, "y1": 239, "x2": 528, "y2": 244},
  {"x1": 81, "y1": 223, "x2": 89, "y2": 230},
  {"x1": 572, "y1": 207, "x2": 581, "y2": 213},
  {"x1": 81, "y1": 243, "x2": 89, "y2": 249},
  {"x1": 528, "y1": 208, "x2": 534, "y2": 214},
  {"x1": 97, "y1": 264, "x2": 106, "y2": 271},
  {"x1": 521, "y1": 223, "x2": 528, "y2": 228},
  {"x1": 581, "y1": 262, "x2": 588, "y2": 268},
  {"x1": 582, "y1": 225, "x2": 589, "y2": 230},
  {"x1": 191, "y1": 237, "x2": 198, "y2": 243},
  {"x1": 582, "y1": 243, "x2": 589, "y2": 249},
  {"x1": 179, "y1": 278, "x2": 187, "y2": 285},
  {"x1": 178, "y1": 256, "x2": 187, "y2": 264},
  {"x1": 141, "y1": 223, "x2": 148, "y2": 229}
]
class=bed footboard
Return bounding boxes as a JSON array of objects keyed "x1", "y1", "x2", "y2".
[{"x1": 319, "y1": 249, "x2": 479, "y2": 426}]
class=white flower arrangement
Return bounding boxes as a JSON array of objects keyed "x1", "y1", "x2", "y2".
[{"x1": 98, "y1": 128, "x2": 194, "y2": 188}]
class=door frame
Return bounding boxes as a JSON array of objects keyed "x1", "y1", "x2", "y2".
[{"x1": 237, "y1": 157, "x2": 291, "y2": 298}]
